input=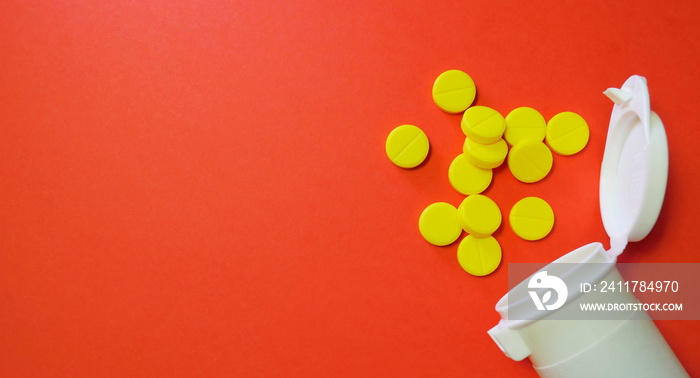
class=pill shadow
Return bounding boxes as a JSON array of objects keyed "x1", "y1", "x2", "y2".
[
  {"x1": 420, "y1": 145, "x2": 434, "y2": 167},
  {"x1": 471, "y1": 91, "x2": 481, "y2": 108}
]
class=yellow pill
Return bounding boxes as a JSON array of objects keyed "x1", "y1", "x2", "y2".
[
  {"x1": 504, "y1": 107, "x2": 547, "y2": 146},
  {"x1": 457, "y1": 195, "x2": 501, "y2": 237},
  {"x1": 546, "y1": 112, "x2": 590, "y2": 156},
  {"x1": 385, "y1": 124, "x2": 430, "y2": 168},
  {"x1": 419, "y1": 202, "x2": 462, "y2": 246},
  {"x1": 463, "y1": 137, "x2": 508, "y2": 169},
  {"x1": 509, "y1": 197, "x2": 555, "y2": 241},
  {"x1": 507, "y1": 140, "x2": 553, "y2": 183},
  {"x1": 432, "y1": 70, "x2": 476, "y2": 114},
  {"x1": 461, "y1": 106, "x2": 506, "y2": 144},
  {"x1": 457, "y1": 235, "x2": 502, "y2": 276},
  {"x1": 448, "y1": 154, "x2": 492, "y2": 195}
]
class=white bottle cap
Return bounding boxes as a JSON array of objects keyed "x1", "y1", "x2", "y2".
[{"x1": 600, "y1": 75, "x2": 669, "y2": 256}]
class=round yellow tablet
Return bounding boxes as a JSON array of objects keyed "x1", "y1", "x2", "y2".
[
  {"x1": 463, "y1": 137, "x2": 508, "y2": 169},
  {"x1": 546, "y1": 112, "x2": 590, "y2": 156},
  {"x1": 419, "y1": 202, "x2": 462, "y2": 246},
  {"x1": 385, "y1": 124, "x2": 430, "y2": 168},
  {"x1": 431, "y1": 70, "x2": 476, "y2": 114},
  {"x1": 457, "y1": 235, "x2": 502, "y2": 276},
  {"x1": 448, "y1": 154, "x2": 492, "y2": 195},
  {"x1": 504, "y1": 107, "x2": 547, "y2": 146},
  {"x1": 457, "y1": 195, "x2": 502, "y2": 237},
  {"x1": 509, "y1": 197, "x2": 555, "y2": 241},
  {"x1": 461, "y1": 106, "x2": 506, "y2": 144},
  {"x1": 507, "y1": 140, "x2": 553, "y2": 183}
]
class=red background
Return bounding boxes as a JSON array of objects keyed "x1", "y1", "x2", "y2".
[{"x1": 2, "y1": 1, "x2": 699, "y2": 377}]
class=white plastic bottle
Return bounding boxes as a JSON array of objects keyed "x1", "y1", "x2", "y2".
[{"x1": 487, "y1": 76, "x2": 688, "y2": 378}]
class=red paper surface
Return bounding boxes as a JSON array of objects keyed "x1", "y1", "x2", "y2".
[{"x1": 1, "y1": 1, "x2": 699, "y2": 376}]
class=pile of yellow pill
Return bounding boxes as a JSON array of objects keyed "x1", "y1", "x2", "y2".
[{"x1": 385, "y1": 69, "x2": 589, "y2": 276}]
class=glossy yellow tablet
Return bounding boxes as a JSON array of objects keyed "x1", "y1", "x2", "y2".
[
  {"x1": 457, "y1": 195, "x2": 502, "y2": 237},
  {"x1": 461, "y1": 106, "x2": 506, "y2": 144},
  {"x1": 463, "y1": 137, "x2": 508, "y2": 169},
  {"x1": 432, "y1": 70, "x2": 476, "y2": 114},
  {"x1": 448, "y1": 154, "x2": 493, "y2": 195},
  {"x1": 419, "y1": 202, "x2": 462, "y2": 246},
  {"x1": 457, "y1": 235, "x2": 502, "y2": 276},
  {"x1": 504, "y1": 107, "x2": 547, "y2": 145},
  {"x1": 507, "y1": 140, "x2": 553, "y2": 183},
  {"x1": 385, "y1": 124, "x2": 430, "y2": 168},
  {"x1": 546, "y1": 111, "x2": 590, "y2": 156},
  {"x1": 509, "y1": 197, "x2": 555, "y2": 241}
]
